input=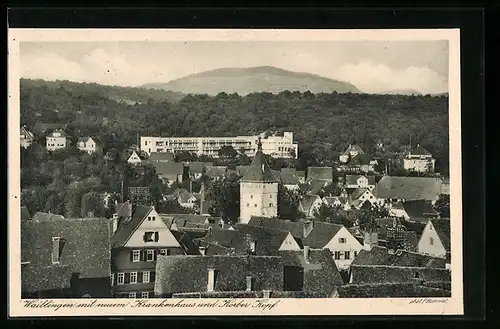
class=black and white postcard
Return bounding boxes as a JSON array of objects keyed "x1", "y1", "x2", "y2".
[{"x1": 8, "y1": 28, "x2": 463, "y2": 316}]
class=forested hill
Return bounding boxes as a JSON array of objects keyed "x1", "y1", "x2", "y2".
[
  {"x1": 20, "y1": 79, "x2": 449, "y2": 174},
  {"x1": 142, "y1": 66, "x2": 362, "y2": 95}
]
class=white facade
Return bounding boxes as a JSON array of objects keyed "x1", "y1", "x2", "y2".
[
  {"x1": 46, "y1": 130, "x2": 68, "y2": 151},
  {"x1": 239, "y1": 182, "x2": 278, "y2": 224},
  {"x1": 278, "y1": 232, "x2": 302, "y2": 251},
  {"x1": 124, "y1": 208, "x2": 181, "y2": 248},
  {"x1": 140, "y1": 132, "x2": 298, "y2": 159},
  {"x1": 404, "y1": 157, "x2": 436, "y2": 173},
  {"x1": 417, "y1": 220, "x2": 447, "y2": 258},
  {"x1": 127, "y1": 151, "x2": 142, "y2": 165},
  {"x1": 323, "y1": 226, "x2": 364, "y2": 270},
  {"x1": 20, "y1": 126, "x2": 34, "y2": 148},
  {"x1": 77, "y1": 137, "x2": 101, "y2": 154}
]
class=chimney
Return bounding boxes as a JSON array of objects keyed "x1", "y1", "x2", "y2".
[
  {"x1": 127, "y1": 200, "x2": 132, "y2": 220},
  {"x1": 246, "y1": 276, "x2": 254, "y2": 292},
  {"x1": 207, "y1": 268, "x2": 215, "y2": 292},
  {"x1": 303, "y1": 220, "x2": 314, "y2": 238},
  {"x1": 112, "y1": 214, "x2": 119, "y2": 234},
  {"x1": 303, "y1": 246, "x2": 310, "y2": 263}
]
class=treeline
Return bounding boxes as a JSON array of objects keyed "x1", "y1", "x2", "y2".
[{"x1": 20, "y1": 78, "x2": 449, "y2": 175}]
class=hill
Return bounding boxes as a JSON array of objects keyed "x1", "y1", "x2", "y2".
[
  {"x1": 21, "y1": 78, "x2": 185, "y2": 104},
  {"x1": 378, "y1": 89, "x2": 423, "y2": 96},
  {"x1": 142, "y1": 66, "x2": 362, "y2": 95}
]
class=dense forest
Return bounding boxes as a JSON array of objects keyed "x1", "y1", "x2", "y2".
[
  {"x1": 20, "y1": 78, "x2": 450, "y2": 219},
  {"x1": 20, "y1": 78, "x2": 450, "y2": 174}
]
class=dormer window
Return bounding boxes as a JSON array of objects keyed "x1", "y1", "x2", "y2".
[{"x1": 52, "y1": 237, "x2": 61, "y2": 264}]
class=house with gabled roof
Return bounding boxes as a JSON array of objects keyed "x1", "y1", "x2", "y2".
[
  {"x1": 154, "y1": 254, "x2": 284, "y2": 298},
  {"x1": 186, "y1": 162, "x2": 205, "y2": 180},
  {"x1": 127, "y1": 150, "x2": 144, "y2": 165},
  {"x1": 20, "y1": 125, "x2": 35, "y2": 148},
  {"x1": 77, "y1": 136, "x2": 103, "y2": 154},
  {"x1": 340, "y1": 144, "x2": 365, "y2": 163},
  {"x1": 110, "y1": 204, "x2": 200, "y2": 298},
  {"x1": 372, "y1": 176, "x2": 443, "y2": 204},
  {"x1": 323, "y1": 196, "x2": 350, "y2": 211},
  {"x1": 402, "y1": 199, "x2": 440, "y2": 222},
  {"x1": 298, "y1": 194, "x2": 323, "y2": 218},
  {"x1": 348, "y1": 187, "x2": 378, "y2": 210},
  {"x1": 204, "y1": 166, "x2": 227, "y2": 181},
  {"x1": 149, "y1": 152, "x2": 175, "y2": 163},
  {"x1": 403, "y1": 144, "x2": 436, "y2": 173},
  {"x1": 152, "y1": 162, "x2": 184, "y2": 185},
  {"x1": 46, "y1": 129, "x2": 69, "y2": 151},
  {"x1": 417, "y1": 219, "x2": 450, "y2": 264},
  {"x1": 21, "y1": 217, "x2": 112, "y2": 298},
  {"x1": 345, "y1": 174, "x2": 376, "y2": 190},
  {"x1": 278, "y1": 248, "x2": 344, "y2": 296}
]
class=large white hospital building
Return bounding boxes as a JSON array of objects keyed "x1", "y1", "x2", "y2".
[{"x1": 140, "y1": 132, "x2": 298, "y2": 159}]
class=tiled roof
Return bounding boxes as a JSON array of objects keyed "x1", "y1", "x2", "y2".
[
  {"x1": 350, "y1": 265, "x2": 451, "y2": 284},
  {"x1": 247, "y1": 217, "x2": 305, "y2": 238},
  {"x1": 280, "y1": 172, "x2": 300, "y2": 185},
  {"x1": 233, "y1": 224, "x2": 300, "y2": 255},
  {"x1": 350, "y1": 188, "x2": 369, "y2": 201},
  {"x1": 309, "y1": 180, "x2": 327, "y2": 195},
  {"x1": 110, "y1": 205, "x2": 153, "y2": 248},
  {"x1": 281, "y1": 168, "x2": 296, "y2": 174},
  {"x1": 342, "y1": 144, "x2": 365, "y2": 156},
  {"x1": 306, "y1": 167, "x2": 333, "y2": 182},
  {"x1": 32, "y1": 212, "x2": 65, "y2": 221},
  {"x1": 409, "y1": 145, "x2": 432, "y2": 156},
  {"x1": 127, "y1": 151, "x2": 144, "y2": 161},
  {"x1": 299, "y1": 194, "x2": 321, "y2": 213},
  {"x1": 187, "y1": 162, "x2": 205, "y2": 174},
  {"x1": 278, "y1": 249, "x2": 344, "y2": 296},
  {"x1": 372, "y1": 176, "x2": 443, "y2": 201},
  {"x1": 160, "y1": 213, "x2": 220, "y2": 229},
  {"x1": 431, "y1": 219, "x2": 450, "y2": 251},
  {"x1": 352, "y1": 246, "x2": 446, "y2": 268},
  {"x1": 21, "y1": 218, "x2": 111, "y2": 294},
  {"x1": 153, "y1": 162, "x2": 184, "y2": 177},
  {"x1": 349, "y1": 153, "x2": 373, "y2": 166},
  {"x1": 21, "y1": 206, "x2": 31, "y2": 221},
  {"x1": 302, "y1": 221, "x2": 343, "y2": 248},
  {"x1": 240, "y1": 146, "x2": 279, "y2": 183},
  {"x1": 149, "y1": 152, "x2": 175, "y2": 162},
  {"x1": 154, "y1": 255, "x2": 284, "y2": 296},
  {"x1": 171, "y1": 231, "x2": 201, "y2": 255},
  {"x1": 403, "y1": 200, "x2": 439, "y2": 219},
  {"x1": 335, "y1": 282, "x2": 451, "y2": 298},
  {"x1": 236, "y1": 166, "x2": 251, "y2": 177}
]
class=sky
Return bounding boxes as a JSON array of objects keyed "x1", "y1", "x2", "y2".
[{"x1": 20, "y1": 40, "x2": 449, "y2": 94}]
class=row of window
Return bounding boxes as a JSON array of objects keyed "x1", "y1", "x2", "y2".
[
  {"x1": 112, "y1": 271, "x2": 155, "y2": 285},
  {"x1": 47, "y1": 144, "x2": 65, "y2": 147},
  {"x1": 333, "y1": 250, "x2": 358, "y2": 260},
  {"x1": 131, "y1": 248, "x2": 170, "y2": 262},
  {"x1": 116, "y1": 292, "x2": 151, "y2": 299},
  {"x1": 246, "y1": 203, "x2": 274, "y2": 208}
]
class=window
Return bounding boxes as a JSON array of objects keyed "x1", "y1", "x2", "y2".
[
  {"x1": 130, "y1": 272, "x2": 138, "y2": 284},
  {"x1": 429, "y1": 237, "x2": 434, "y2": 245},
  {"x1": 269, "y1": 203, "x2": 273, "y2": 207},
  {"x1": 52, "y1": 237, "x2": 61, "y2": 264},
  {"x1": 250, "y1": 195, "x2": 253, "y2": 199},
  {"x1": 159, "y1": 249, "x2": 169, "y2": 256},
  {"x1": 247, "y1": 203, "x2": 250, "y2": 207},
  {"x1": 339, "y1": 237, "x2": 346, "y2": 243},
  {"x1": 414, "y1": 272, "x2": 420, "y2": 279},
  {"x1": 146, "y1": 250, "x2": 155, "y2": 261},
  {"x1": 132, "y1": 250, "x2": 140, "y2": 262},
  {"x1": 334, "y1": 251, "x2": 341, "y2": 260},
  {"x1": 128, "y1": 292, "x2": 136, "y2": 299},
  {"x1": 144, "y1": 231, "x2": 159, "y2": 242},
  {"x1": 117, "y1": 273, "x2": 125, "y2": 285},
  {"x1": 344, "y1": 251, "x2": 350, "y2": 260},
  {"x1": 254, "y1": 204, "x2": 257, "y2": 207},
  {"x1": 143, "y1": 271, "x2": 150, "y2": 283},
  {"x1": 148, "y1": 216, "x2": 152, "y2": 221},
  {"x1": 141, "y1": 292, "x2": 149, "y2": 299},
  {"x1": 354, "y1": 251, "x2": 358, "y2": 258}
]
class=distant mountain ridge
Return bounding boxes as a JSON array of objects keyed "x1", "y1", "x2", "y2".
[{"x1": 142, "y1": 66, "x2": 362, "y2": 95}]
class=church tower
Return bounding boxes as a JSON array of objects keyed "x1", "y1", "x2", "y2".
[{"x1": 239, "y1": 137, "x2": 279, "y2": 224}]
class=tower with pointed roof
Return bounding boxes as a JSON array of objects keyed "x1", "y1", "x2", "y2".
[{"x1": 239, "y1": 137, "x2": 279, "y2": 224}]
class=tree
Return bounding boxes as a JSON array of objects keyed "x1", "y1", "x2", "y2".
[
  {"x1": 434, "y1": 194, "x2": 450, "y2": 218},
  {"x1": 218, "y1": 145, "x2": 238, "y2": 159},
  {"x1": 156, "y1": 199, "x2": 195, "y2": 214},
  {"x1": 314, "y1": 203, "x2": 351, "y2": 227},
  {"x1": 206, "y1": 176, "x2": 240, "y2": 223},
  {"x1": 277, "y1": 184, "x2": 301, "y2": 221}
]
